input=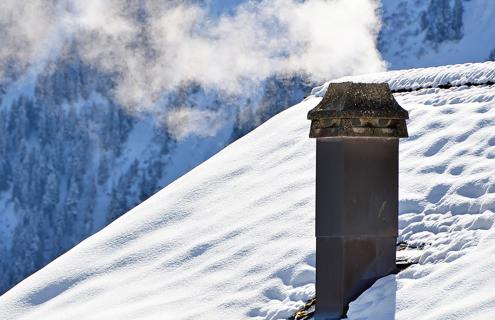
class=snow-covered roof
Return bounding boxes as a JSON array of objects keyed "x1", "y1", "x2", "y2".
[
  {"x1": 1, "y1": 62, "x2": 495, "y2": 320},
  {"x1": 312, "y1": 61, "x2": 495, "y2": 95}
]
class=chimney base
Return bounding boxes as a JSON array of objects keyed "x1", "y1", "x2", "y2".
[{"x1": 315, "y1": 236, "x2": 396, "y2": 319}]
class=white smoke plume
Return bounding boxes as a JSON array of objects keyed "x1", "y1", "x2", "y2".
[
  {"x1": 0, "y1": 0, "x2": 384, "y2": 109},
  {"x1": 165, "y1": 107, "x2": 226, "y2": 140}
]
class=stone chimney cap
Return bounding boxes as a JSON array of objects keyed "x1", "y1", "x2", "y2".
[{"x1": 308, "y1": 82, "x2": 409, "y2": 138}]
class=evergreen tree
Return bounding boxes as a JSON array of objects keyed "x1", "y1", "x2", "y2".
[{"x1": 98, "y1": 155, "x2": 110, "y2": 185}]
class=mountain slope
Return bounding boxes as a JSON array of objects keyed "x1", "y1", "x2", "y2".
[
  {"x1": 1, "y1": 62, "x2": 495, "y2": 319},
  {"x1": 379, "y1": 0, "x2": 495, "y2": 69}
]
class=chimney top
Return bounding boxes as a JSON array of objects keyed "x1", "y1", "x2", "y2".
[{"x1": 308, "y1": 82, "x2": 409, "y2": 138}]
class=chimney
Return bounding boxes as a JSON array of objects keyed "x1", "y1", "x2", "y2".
[{"x1": 307, "y1": 82, "x2": 409, "y2": 319}]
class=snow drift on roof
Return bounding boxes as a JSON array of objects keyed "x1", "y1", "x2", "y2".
[{"x1": 312, "y1": 61, "x2": 495, "y2": 96}]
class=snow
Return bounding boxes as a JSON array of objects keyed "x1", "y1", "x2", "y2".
[
  {"x1": 312, "y1": 61, "x2": 495, "y2": 96},
  {"x1": 380, "y1": 0, "x2": 495, "y2": 69},
  {"x1": 1, "y1": 62, "x2": 495, "y2": 319},
  {"x1": 350, "y1": 229, "x2": 495, "y2": 320}
]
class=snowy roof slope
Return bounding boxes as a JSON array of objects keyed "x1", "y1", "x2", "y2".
[
  {"x1": 312, "y1": 61, "x2": 495, "y2": 96},
  {"x1": 1, "y1": 62, "x2": 495, "y2": 320}
]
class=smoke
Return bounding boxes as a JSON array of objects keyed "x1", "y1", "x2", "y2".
[
  {"x1": 0, "y1": 0, "x2": 384, "y2": 104},
  {"x1": 0, "y1": 0, "x2": 384, "y2": 138},
  {"x1": 0, "y1": 1, "x2": 55, "y2": 78},
  {"x1": 165, "y1": 107, "x2": 226, "y2": 141}
]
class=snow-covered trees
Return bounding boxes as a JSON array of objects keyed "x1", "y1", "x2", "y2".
[
  {"x1": 0, "y1": 57, "x2": 146, "y2": 293},
  {"x1": 421, "y1": 0, "x2": 464, "y2": 43}
]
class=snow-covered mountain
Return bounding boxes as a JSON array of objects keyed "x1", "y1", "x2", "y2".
[
  {"x1": 1, "y1": 0, "x2": 495, "y2": 295},
  {"x1": 1, "y1": 61, "x2": 494, "y2": 320},
  {"x1": 379, "y1": 0, "x2": 495, "y2": 69}
]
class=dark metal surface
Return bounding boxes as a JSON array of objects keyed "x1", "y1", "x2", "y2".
[
  {"x1": 315, "y1": 138, "x2": 399, "y2": 237},
  {"x1": 314, "y1": 138, "x2": 400, "y2": 319},
  {"x1": 316, "y1": 237, "x2": 396, "y2": 319}
]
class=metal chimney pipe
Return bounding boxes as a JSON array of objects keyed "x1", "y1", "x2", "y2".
[{"x1": 307, "y1": 82, "x2": 409, "y2": 319}]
